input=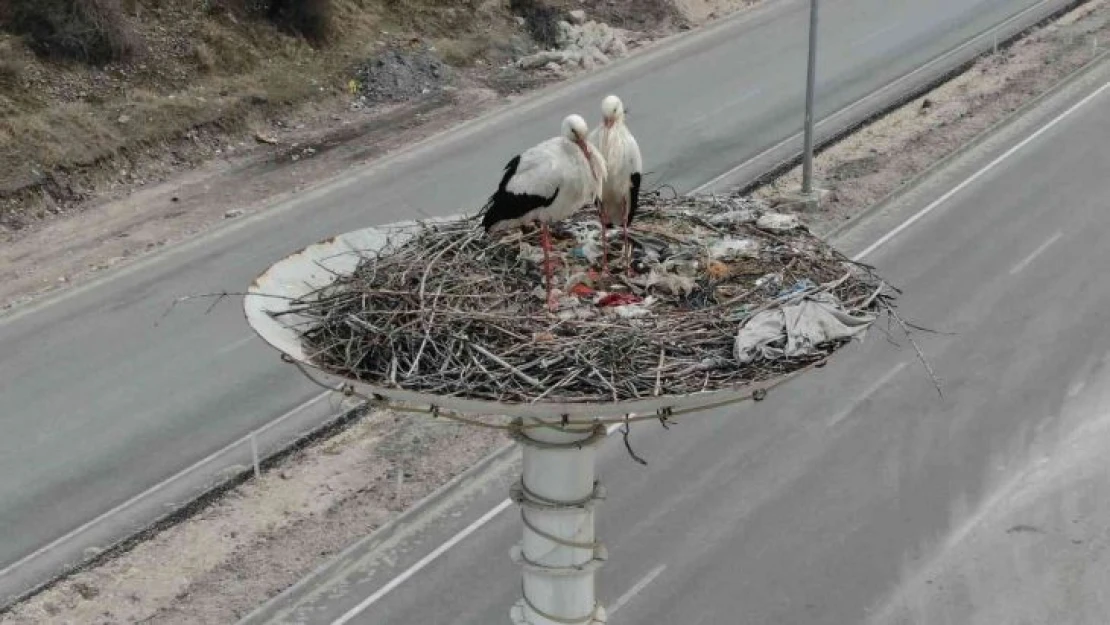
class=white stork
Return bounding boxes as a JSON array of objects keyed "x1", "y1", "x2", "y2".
[
  {"x1": 588, "y1": 95, "x2": 642, "y2": 275},
  {"x1": 481, "y1": 113, "x2": 606, "y2": 311}
]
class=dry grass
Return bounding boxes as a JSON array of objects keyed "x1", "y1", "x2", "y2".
[
  {"x1": 432, "y1": 35, "x2": 489, "y2": 67},
  {"x1": 0, "y1": 0, "x2": 677, "y2": 230}
]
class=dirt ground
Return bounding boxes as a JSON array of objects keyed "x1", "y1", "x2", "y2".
[{"x1": 4, "y1": 1, "x2": 1110, "y2": 623}]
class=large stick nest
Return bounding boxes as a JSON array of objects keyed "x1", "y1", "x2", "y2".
[{"x1": 282, "y1": 192, "x2": 896, "y2": 405}]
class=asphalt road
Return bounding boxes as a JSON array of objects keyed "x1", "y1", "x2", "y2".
[
  {"x1": 0, "y1": 0, "x2": 1065, "y2": 603},
  {"x1": 244, "y1": 61, "x2": 1110, "y2": 624}
]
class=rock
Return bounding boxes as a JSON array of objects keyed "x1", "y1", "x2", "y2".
[
  {"x1": 117, "y1": 114, "x2": 130, "y2": 124},
  {"x1": 352, "y1": 47, "x2": 453, "y2": 104},
  {"x1": 568, "y1": 9, "x2": 587, "y2": 24},
  {"x1": 556, "y1": 21, "x2": 577, "y2": 47},
  {"x1": 514, "y1": 16, "x2": 526, "y2": 26},
  {"x1": 254, "y1": 132, "x2": 279, "y2": 145},
  {"x1": 517, "y1": 49, "x2": 568, "y2": 70},
  {"x1": 585, "y1": 45, "x2": 609, "y2": 66},
  {"x1": 519, "y1": 17, "x2": 628, "y2": 72},
  {"x1": 224, "y1": 209, "x2": 244, "y2": 219},
  {"x1": 606, "y1": 37, "x2": 628, "y2": 58},
  {"x1": 543, "y1": 61, "x2": 563, "y2": 73}
]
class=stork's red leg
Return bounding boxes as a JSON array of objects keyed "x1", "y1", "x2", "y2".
[
  {"x1": 598, "y1": 206, "x2": 609, "y2": 275},
  {"x1": 542, "y1": 222, "x2": 557, "y2": 311}
]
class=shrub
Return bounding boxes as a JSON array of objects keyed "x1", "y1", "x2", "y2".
[
  {"x1": 6, "y1": 0, "x2": 138, "y2": 64},
  {"x1": 266, "y1": 0, "x2": 333, "y2": 45},
  {"x1": 509, "y1": 0, "x2": 561, "y2": 49},
  {"x1": 204, "y1": 0, "x2": 333, "y2": 46}
]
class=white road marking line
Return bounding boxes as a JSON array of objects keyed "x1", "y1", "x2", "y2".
[
  {"x1": 828, "y1": 362, "x2": 908, "y2": 427},
  {"x1": 331, "y1": 499, "x2": 514, "y2": 625},
  {"x1": 854, "y1": 81, "x2": 1110, "y2": 261},
  {"x1": 1009, "y1": 231, "x2": 1063, "y2": 275},
  {"x1": 330, "y1": 423, "x2": 624, "y2": 624},
  {"x1": 0, "y1": 390, "x2": 332, "y2": 579},
  {"x1": 215, "y1": 335, "x2": 255, "y2": 356},
  {"x1": 608, "y1": 564, "x2": 667, "y2": 617},
  {"x1": 690, "y1": 0, "x2": 1057, "y2": 196}
]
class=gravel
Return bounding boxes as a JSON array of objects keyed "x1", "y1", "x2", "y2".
[{"x1": 352, "y1": 47, "x2": 454, "y2": 104}]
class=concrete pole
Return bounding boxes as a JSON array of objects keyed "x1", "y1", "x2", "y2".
[
  {"x1": 509, "y1": 419, "x2": 608, "y2": 625},
  {"x1": 801, "y1": 0, "x2": 819, "y2": 195}
]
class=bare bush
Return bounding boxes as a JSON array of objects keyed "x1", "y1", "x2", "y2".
[
  {"x1": 5, "y1": 0, "x2": 139, "y2": 64},
  {"x1": 203, "y1": 0, "x2": 333, "y2": 46},
  {"x1": 509, "y1": 0, "x2": 561, "y2": 49},
  {"x1": 272, "y1": 0, "x2": 333, "y2": 44}
]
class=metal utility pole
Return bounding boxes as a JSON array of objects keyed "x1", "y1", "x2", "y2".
[
  {"x1": 509, "y1": 419, "x2": 608, "y2": 625},
  {"x1": 801, "y1": 0, "x2": 819, "y2": 195}
]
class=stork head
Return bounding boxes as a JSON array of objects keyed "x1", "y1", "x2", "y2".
[
  {"x1": 600, "y1": 95, "x2": 624, "y2": 129},
  {"x1": 562, "y1": 114, "x2": 590, "y2": 154}
]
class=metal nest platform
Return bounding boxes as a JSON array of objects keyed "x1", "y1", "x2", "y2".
[{"x1": 243, "y1": 191, "x2": 895, "y2": 422}]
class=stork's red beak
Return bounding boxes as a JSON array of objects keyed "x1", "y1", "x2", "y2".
[{"x1": 576, "y1": 137, "x2": 598, "y2": 180}]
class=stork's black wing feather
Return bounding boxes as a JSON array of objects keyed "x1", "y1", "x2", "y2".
[
  {"x1": 481, "y1": 154, "x2": 560, "y2": 232},
  {"x1": 627, "y1": 172, "x2": 642, "y2": 226}
]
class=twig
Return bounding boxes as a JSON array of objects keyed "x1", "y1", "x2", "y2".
[
  {"x1": 466, "y1": 337, "x2": 545, "y2": 388},
  {"x1": 621, "y1": 418, "x2": 647, "y2": 466},
  {"x1": 885, "y1": 302, "x2": 942, "y2": 397}
]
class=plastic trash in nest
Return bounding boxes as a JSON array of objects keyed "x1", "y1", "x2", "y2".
[
  {"x1": 571, "y1": 239, "x2": 603, "y2": 263},
  {"x1": 609, "y1": 295, "x2": 657, "y2": 319},
  {"x1": 755, "y1": 213, "x2": 801, "y2": 232},
  {"x1": 706, "y1": 261, "x2": 730, "y2": 280},
  {"x1": 734, "y1": 292, "x2": 875, "y2": 364},
  {"x1": 776, "y1": 278, "x2": 816, "y2": 299},
  {"x1": 557, "y1": 306, "x2": 601, "y2": 321},
  {"x1": 566, "y1": 269, "x2": 601, "y2": 291},
  {"x1": 661, "y1": 257, "x2": 700, "y2": 277},
  {"x1": 632, "y1": 269, "x2": 698, "y2": 297},
  {"x1": 754, "y1": 272, "x2": 782, "y2": 295},
  {"x1": 560, "y1": 223, "x2": 604, "y2": 263},
  {"x1": 614, "y1": 304, "x2": 653, "y2": 319},
  {"x1": 569, "y1": 283, "x2": 596, "y2": 297},
  {"x1": 707, "y1": 209, "x2": 756, "y2": 226},
  {"x1": 519, "y1": 242, "x2": 546, "y2": 265},
  {"x1": 597, "y1": 292, "x2": 642, "y2": 307},
  {"x1": 708, "y1": 237, "x2": 761, "y2": 261}
]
